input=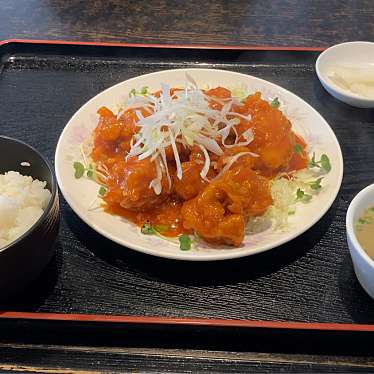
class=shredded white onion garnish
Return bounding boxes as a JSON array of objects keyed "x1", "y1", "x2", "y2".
[
  {"x1": 125, "y1": 78, "x2": 252, "y2": 193},
  {"x1": 198, "y1": 144, "x2": 211, "y2": 182},
  {"x1": 149, "y1": 158, "x2": 163, "y2": 195}
]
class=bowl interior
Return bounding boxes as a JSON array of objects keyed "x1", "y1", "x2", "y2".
[{"x1": 0, "y1": 136, "x2": 55, "y2": 194}]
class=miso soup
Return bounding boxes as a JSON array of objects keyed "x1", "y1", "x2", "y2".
[{"x1": 355, "y1": 206, "x2": 374, "y2": 260}]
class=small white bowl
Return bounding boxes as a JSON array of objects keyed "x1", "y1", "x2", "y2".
[
  {"x1": 346, "y1": 184, "x2": 374, "y2": 299},
  {"x1": 316, "y1": 41, "x2": 374, "y2": 108}
]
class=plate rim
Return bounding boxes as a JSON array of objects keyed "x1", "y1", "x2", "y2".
[{"x1": 55, "y1": 67, "x2": 344, "y2": 261}]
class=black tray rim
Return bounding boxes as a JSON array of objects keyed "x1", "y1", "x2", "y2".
[{"x1": 1, "y1": 38, "x2": 367, "y2": 333}]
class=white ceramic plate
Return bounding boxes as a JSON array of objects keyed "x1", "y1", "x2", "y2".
[{"x1": 55, "y1": 68, "x2": 344, "y2": 261}]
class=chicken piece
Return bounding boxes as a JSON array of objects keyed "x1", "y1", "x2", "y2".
[
  {"x1": 164, "y1": 141, "x2": 190, "y2": 163},
  {"x1": 206, "y1": 87, "x2": 232, "y2": 99},
  {"x1": 181, "y1": 166, "x2": 272, "y2": 246},
  {"x1": 216, "y1": 146, "x2": 256, "y2": 173},
  {"x1": 189, "y1": 145, "x2": 206, "y2": 163},
  {"x1": 103, "y1": 157, "x2": 170, "y2": 211},
  {"x1": 205, "y1": 87, "x2": 232, "y2": 110},
  {"x1": 91, "y1": 107, "x2": 138, "y2": 161},
  {"x1": 181, "y1": 183, "x2": 245, "y2": 246},
  {"x1": 173, "y1": 161, "x2": 207, "y2": 200},
  {"x1": 218, "y1": 165, "x2": 273, "y2": 217},
  {"x1": 189, "y1": 145, "x2": 220, "y2": 173},
  {"x1": 234, "y1": 92, "x2": 296, "y2": 173},
  {"x1": 172, "y1": 144, "x2": 221, "y2": 201}
]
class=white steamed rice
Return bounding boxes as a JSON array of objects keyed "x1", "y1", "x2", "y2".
[{"x1": 0, "y1": 171, "x2": 51, "y2": 249}]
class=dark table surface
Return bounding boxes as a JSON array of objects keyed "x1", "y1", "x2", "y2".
[
  {"x1": 1, "y1": 0, "x2": 374, "y2": 48},
  {"x1": 2, "y1": 1, "x2": 374, "y2": 373}
]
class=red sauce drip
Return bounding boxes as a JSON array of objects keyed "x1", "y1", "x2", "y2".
[{"x1": 104, "y1": 198, "x2": 185, "y2": 237}]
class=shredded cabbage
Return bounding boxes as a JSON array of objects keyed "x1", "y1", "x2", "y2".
[{"x1": 247, "y1": 169, "x2": 325, "y2": 233}]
